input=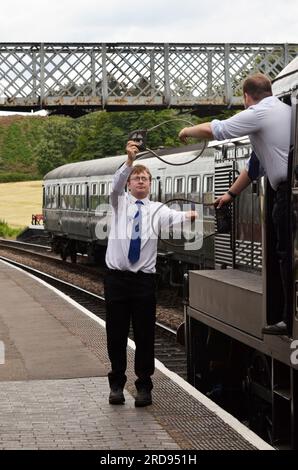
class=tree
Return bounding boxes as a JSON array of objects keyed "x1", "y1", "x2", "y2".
[{"x1": 35, "y1": 117, "x2": 79, "y2": 175}]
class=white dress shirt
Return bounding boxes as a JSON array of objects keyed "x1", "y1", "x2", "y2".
[
  {"x1": 211, "y1": 96, "x2": 291, "y2": 190},
  {"x1": 105, "y1": 163, "x2": 186, "y2": 273}
]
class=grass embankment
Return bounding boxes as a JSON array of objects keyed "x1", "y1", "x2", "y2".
[{"x1": 0, "y1": 180, "x2": 43, "y2": 233}]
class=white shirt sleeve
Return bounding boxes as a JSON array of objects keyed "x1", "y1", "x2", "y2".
[
  {"x1": 110, "y1": 163, "x2": 133, "y2": 207},
  {"x1": 211, "y1": 108, "x2": 261, "y2": 140},
  {"x1": 158, "y1": 205, "x2": 186, "y2": 230}
]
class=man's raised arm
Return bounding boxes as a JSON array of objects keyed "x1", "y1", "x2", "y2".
[{"x1": 110, "y1": 141, "x2": 139, "y2": 207}]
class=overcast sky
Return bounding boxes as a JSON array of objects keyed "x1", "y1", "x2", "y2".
[{"x1": 0, "y1": 0, "x2": 297, "y2": 43}]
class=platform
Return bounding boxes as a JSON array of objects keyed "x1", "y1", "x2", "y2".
[{"x1": 0, "y1": 259, "x2": 272, "y2": 450}]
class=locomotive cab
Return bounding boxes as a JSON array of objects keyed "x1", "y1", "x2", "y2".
[{"x1": 185, "y1": 56, "x2": 298, "y2": 448}]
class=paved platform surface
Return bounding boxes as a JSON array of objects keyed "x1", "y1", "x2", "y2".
[
  {"x1": 0, "y1": 378, "x2": 179, "y2": 450},
  {"x1": 0, "y1": 260, "x2": 105, "y2": 380},
  {"x1": 0, "y1": 259, "x2": 273, "y2": 450}
]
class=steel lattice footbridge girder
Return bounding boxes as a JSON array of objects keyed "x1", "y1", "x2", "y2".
[{"x1": 0, "y1": 42, "x2": 297, "y2": 114}]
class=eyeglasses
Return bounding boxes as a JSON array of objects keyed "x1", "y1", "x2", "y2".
[{"x1": 130, "y1": 176, "x2": 150, "y2": 182}]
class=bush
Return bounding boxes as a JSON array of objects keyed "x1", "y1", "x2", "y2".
[
  {"x1": 0, "y1": 220, "x2": 23, "y2": 238},
  {"x1": 0, "y1": 172, "x2": 40, "y2": 183}
]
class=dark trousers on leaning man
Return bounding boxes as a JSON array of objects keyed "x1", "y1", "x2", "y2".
[
  {"x1": 272, "y1": 181, "x2": 291, "y2": 330},
  {"x1": 104, "y1": 269, "x2": 156, "y2": 392}
]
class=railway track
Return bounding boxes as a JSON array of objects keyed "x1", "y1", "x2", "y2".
[
  {"x1": 0, "y1": 238, "x2": 51, "y2": 254},
  {"x1": 0, "y1": 238, "x2": 185, "y2": 328},
  {"x1": 0, "y1": 238, "x2": 88, "y2": 264},
  {"x1": 0, "y1": 252, "x2": 188, "y2": 380}
]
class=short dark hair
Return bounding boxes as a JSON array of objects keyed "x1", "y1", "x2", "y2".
[
  {"x1": 243, "y1": 73, "x2": 272, "y2": 101},
  {"x1": 128, "y1": 164, "x2": 152, "y2": 182}
]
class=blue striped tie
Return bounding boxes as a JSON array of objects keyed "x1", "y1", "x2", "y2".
[{"x1": 128, "y1": 200, "x2": 143, "y2": 264}]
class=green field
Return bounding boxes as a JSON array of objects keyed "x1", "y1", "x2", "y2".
[{"x1": 0, "y1": 180, "x2": 43, "y2": 228}]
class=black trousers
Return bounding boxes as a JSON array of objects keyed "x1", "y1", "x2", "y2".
[
  {"x1": 272, "y1": 182, "x2": 291, "y2": 326},
  {"x1": 104, "y1": 269, "x2": 156, "y2": 391}
]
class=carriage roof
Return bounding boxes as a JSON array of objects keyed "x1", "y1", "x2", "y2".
[{"x1": 44, "y1": 143, "x2": 217, "y2": 181}]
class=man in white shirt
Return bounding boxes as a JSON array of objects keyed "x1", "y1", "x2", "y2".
[
  {"x1": 105, "y1": 141, "x2": 196, "y2": 407},
  {"x1": 179, "y1": 73, "x2": 291, "y2": 336}
]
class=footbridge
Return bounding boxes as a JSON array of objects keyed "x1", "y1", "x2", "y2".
[{"x1": 0, "y1": 43, "x2": 297, "y2": 115}]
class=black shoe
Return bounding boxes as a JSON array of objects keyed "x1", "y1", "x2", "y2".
[
  {"x1": 109, "y1": 388, "x2": 125, "y2": 405},
  {"x1": 262, "y1": 321, "x2": 288, "y2": 335},
  {"x1": 135, "y1": 389, "x2": 152, "y2": 407}
]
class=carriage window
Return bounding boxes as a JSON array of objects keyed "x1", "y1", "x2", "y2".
[
  {"x1": 204, "y1": 175, "x2": 214, "y2": 193},
  {"x1": 203, "y1": 175, "x2": 214, "y2": 218},
  {"x1": 45, "y1": 186, "x2": 51, "y2": 208},
  {"x1": 61, "y1": 184, "x2": 68, "y2": 209},
  {"x1": 150, "y1": 179, "x2": 157, "y2": 201},
  {"x1": 57, "y1": 185, "x2": 61, "y2": 208},
  {"x1": 90, "y1": 182, "x2": 99, "y2": 210},
  {"x1": 174, "y1": 177, "x2": 185, "y2": 194},
  {"x1": 243, "y1": 145, "x2": 251, "y2": 159},
  {"x1": 151, "y1": 179, "x2": 156, "y2": 194},
  {"x1": 74, "y1": 184, "x2": 82, "y2": 210},
  {"x1": 50, "y1": 185, "x2": 56, "y2": 209},
  {"x1": 227, "y1": 148, "x2": 234, "y2": 159},
  {"x1": 165, "y1": 177, "x2": 172, "y2": 194},
  {"x1": 68, "y1": 184, "x2": 75, "y2": 209},
  {"x1": 99, "y1": 183, "x2": 106, "y2": 195},
  {"x1": 51, "y1": 186, "x2": 54, "y2": 208},
  {"x1": 188, "y1": 176, "x2": 200, "y2": 194},
  {"x1": 91, "y1": 183, "x2": 97, "y2": 196},
  {"x1": 81, "y1": 184, "x2": 87, "y2": 210},
  {"x1": 236, "y1": 147, "x2": 243, "y2": 158},
  {"x1": 99, "y1": 182, "x2": 108, "y2": 204}
]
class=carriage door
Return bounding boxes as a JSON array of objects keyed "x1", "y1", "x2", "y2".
[{"x1": 235, "y1": 165, "x2": 263, "y2": 271}]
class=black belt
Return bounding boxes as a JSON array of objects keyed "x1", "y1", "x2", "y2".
[{"x1": 106, "y1": 268, "x2": 155, "y2": 278}]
